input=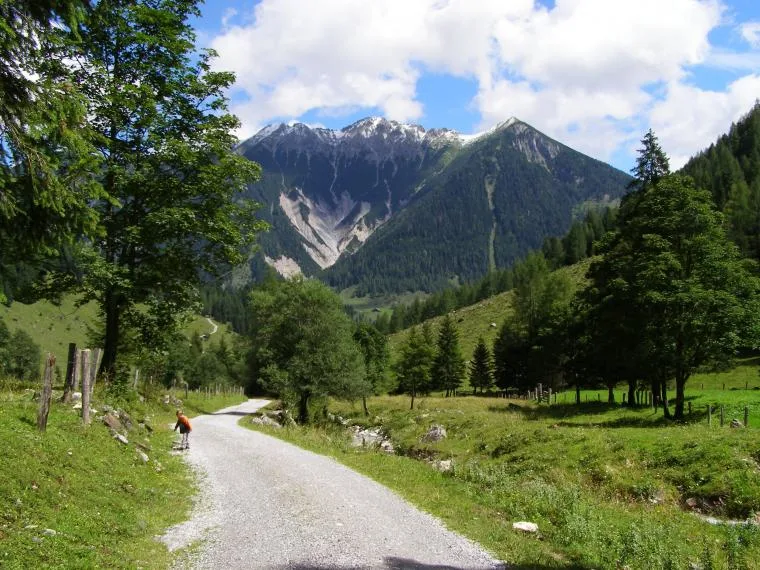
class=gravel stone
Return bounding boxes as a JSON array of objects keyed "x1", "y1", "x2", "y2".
[{"x1": 161, "y1": 399, "x2": 505, "y2": 569}]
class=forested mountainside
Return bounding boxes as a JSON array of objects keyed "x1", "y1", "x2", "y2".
[
  {"x1": 321, "y1": 120, "x2": 630, "y2": 294},
  {"x1": 681, "y1": 103, "x2": 760, "y2": 260},
  {"x1": 238, "y1": 116, "x2": 630, "y2": 295}
]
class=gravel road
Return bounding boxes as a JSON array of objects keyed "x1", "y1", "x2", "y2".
[{"x1": 160, "y1": 399, "x2": 505, "y2": 569}]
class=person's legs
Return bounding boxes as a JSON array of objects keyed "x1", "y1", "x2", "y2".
[{"x1": 182, "y1": 431, "x2": 189, "y2": 449}]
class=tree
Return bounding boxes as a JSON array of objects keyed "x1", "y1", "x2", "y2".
[
  {"x1": 394, "y1": 325, "x2": 435, "y2": 410},
  {"x1": 248, "y1": 278, "x2": 369, "y2": 424},
  {"x1": 0, "y1": 1, "x2": 102, "y2": 302},
  {"x1": 0, "y1": 321, "x2": 41, "y2": 380},
  {"x1": 582, "y1": 173, "x2": 760, "y2": 419},
  {"x1": 629, "y1": 129, "x2": 670, "y2": 191},
  {"x1": 353, "y1": 322, "x2": 390, "y2": 415},
  {"x1": 493, "y1": 252, "x2": 574, "y2": 392},
  {"x1": 469, "y1": 337, "x2": 493, "y2": 394},
  {"x1": 432, "y1": 314, "x2": 465, "y2": 396},
  {"x1": 58, "y1": 0, "x2": 265, "y2": 377}
]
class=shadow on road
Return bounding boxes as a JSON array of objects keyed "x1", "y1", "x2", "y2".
[
  {"x1": 211, "y1": 410, "x2": 251, "y2": 416},
  {"x1": 269, "y1": 556, "x2": 589, "y2": 569}
]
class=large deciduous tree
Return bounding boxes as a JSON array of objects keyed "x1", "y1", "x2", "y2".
[
  {"x1": 0, "y1": 1, "x2": 102, "y2": 302},
  {"x1": 583, "y1": 170, "x2": 760, "y2": 419},
  {"x1": 248, "y1": 278, "x2": 369, "y2": 424},
  {"x1": 61, "y1": 0, "x2": 265, "y2": 376}
]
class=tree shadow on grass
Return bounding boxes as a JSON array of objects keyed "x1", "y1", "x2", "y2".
[{"x1": 488, "y1": 401, "x2": 633, "y2": 420}]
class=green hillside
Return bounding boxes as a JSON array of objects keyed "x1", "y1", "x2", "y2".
[
  {"x1": 388, "y1": 260, "x2": 591, "y2": 365},
  {"x1": 0, "y1": 298, "x2": 233, "y2": 373}
]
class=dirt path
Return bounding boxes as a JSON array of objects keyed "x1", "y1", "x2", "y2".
[{"x1": 161, "y1": 399, "x2": 505, "y2": 569}]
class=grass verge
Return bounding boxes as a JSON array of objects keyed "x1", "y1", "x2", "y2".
[
  {"x1": 0, "y1": 382, "x2": 244, "y2": 569},
  {"x1": 244, "y1": 395, "x2": 760, "y2": 570}
]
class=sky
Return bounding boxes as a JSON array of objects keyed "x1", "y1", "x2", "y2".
[{"x1": 192, "y1": 0, "x2": 760, "y2": 172}]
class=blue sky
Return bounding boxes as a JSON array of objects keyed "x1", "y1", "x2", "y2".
[{"x1": 192, "y1": 0, "x2": 760, "y2": 172}]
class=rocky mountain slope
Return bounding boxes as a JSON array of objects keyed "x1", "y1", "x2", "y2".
[{"x1": 237, "y1": 117, "x2": 630, "y2": 293}]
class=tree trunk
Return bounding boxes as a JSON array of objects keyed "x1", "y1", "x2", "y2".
[
  {"x1": 607, "y1": 384, "x2": 615, "y2": 403},
  {"x1": 627, "y1": 380, "x2": 636, "y2": 408},
  {"x1": 298, "y1": 390, "x2": 311, "y2": 424},
  {"x1": 650, "y1": 378, "x2": 661, "y2": 407},
  {"x1": 661, "y1": 381, "x2": 671, "y2": 418},
  {"x1": 362, "y1": 396, "x2": 368, "y2": 416},
  {"x1": 100, "y1": 289, "x2": 121, "y2": 379},
  {"x1": 575, "y1": 383, "x2": 581, "y2": 405},
  {"x1": 674, "y1": 371, "x2": 687, "y2": 420},
  {"x1": 410, "y1": 390, "x2": 415, "y2": 410}
]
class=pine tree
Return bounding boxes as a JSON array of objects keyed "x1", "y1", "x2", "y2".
[
  {"x1": 432, "y1": 314, "x2": 465, "y2": 397},
  {"x1": 629, "y1": 129, "x2": 670, "y2": 191},
  {"x1": 394, "y1": 326, "x2": 435, "y2": 409},
  {"x1": 469, "y1": 337, "x2": 493, "y2": 394}
]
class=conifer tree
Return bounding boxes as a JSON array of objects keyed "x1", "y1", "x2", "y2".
[
  {"x1": 469, "y1": 337, "x2": 493, "y2": 394},
  {"x1": 432, "y1": 314, "x2": 465, "y2": 397}
]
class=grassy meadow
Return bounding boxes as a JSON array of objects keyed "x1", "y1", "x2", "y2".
[
  {"x1": 248, "y1": 366, "x2": 760, "y2": 569},
  {"x1": 0, "y1": 380, "x2": 244, "y2": 569}
]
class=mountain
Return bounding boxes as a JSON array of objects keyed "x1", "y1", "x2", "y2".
[
  {"x1": 681, "y1": 102, "x2": 760, "y2": 260},
  {"x1": 237, "y1": 117, "x2": 630, "y2": 294}
]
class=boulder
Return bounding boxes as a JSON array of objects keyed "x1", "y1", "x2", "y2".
[
  {"x1": 250, "y1": 415, "x2": 281, "y2": 428},
  {"x1": 71, "y1": 392, "x2": 82, "y2": 402},
  {"x1": 113, "y1": 433, "x2": 129, "y2": 445},
  {"x1": 118, "y1": 410, "x2": 133, "y2": 430},
  {"x1": 421, "y1": 425, "x2": 447, "y2": 442},
  {"x1": 432, "y1": 459, "x2": 453, "y2": 473},
  {"x1": 512, "y1": 521, "x2": 539, "y2": 533},
  {"x1": 136, "y1": 450, "x2": 149, "y2": 463},
  {"x1": 102, "y1": 413, "x2": 124, "y2": 432},
  {"x1": 730, "y1": 419, "x2": 744, "y2": 428}
]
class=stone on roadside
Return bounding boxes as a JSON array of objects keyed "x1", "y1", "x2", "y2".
[
  {"x1": 433, "y1": 459, "x2": 453, "y2": 472},
  {"x1": 113, "y1": 433, "x2": 129, "y2": 445},
  {"x1": 102, "y1": 413, "x2": 124, "y2": 432},
  {"x1": 513, "y1": 521, "x2": 539, "y2": 533},
  {"x1": 250, "y1": 415, "x2": 281, "y2": 428},
  {"x1": 730, "y1": 419, "x2": 744, "y2": 428},
  {"x1": 42, "y1": 529, "x2": 56, "y2": 537},
  {"x1": 71, "y1": 392, "x2": 82, "y2": 402},
  {"x1": 136, "y1": 450, "x2": 149, "y2": 463}
]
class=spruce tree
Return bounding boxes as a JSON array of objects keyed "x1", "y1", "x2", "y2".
[
  {"x1": 432, "y1": 314, "x2": 465, "y2": 397},
  {"x1": 469, "y1": 337, "x2": 493, "y2": 394}
]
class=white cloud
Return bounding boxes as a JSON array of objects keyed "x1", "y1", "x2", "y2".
[
  {"x1": 740, "y1": 21, "x2": 760, "y2": 47},
  {"x1": 210, "y1": 0, "x2": 759, "y2": 166},
  {"x1": 649, "y1": 74, "x2": 760, "y2": 168}
]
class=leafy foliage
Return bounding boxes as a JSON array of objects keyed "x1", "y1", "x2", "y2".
[
  {"x1": 52, "y1": 0, "x2": 266, "y2": 377},
  {"x1": 248, "y1": 278, "x2": 369, "y2": 423}
]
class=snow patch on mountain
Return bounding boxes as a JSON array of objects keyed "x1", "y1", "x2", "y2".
[{"x1": 279, "y1": 189, "x2": 379, "y2": 269}]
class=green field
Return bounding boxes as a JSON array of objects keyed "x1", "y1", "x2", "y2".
[
  {"x1": 248, "y1": 386, "x2": 760, "y2": 569},
  {"x1": 0, "y1": 381, "x2": 244, "y2": 569},
  {"x1": 0, "y1": 297, "x2": 231, "y2": 374}
]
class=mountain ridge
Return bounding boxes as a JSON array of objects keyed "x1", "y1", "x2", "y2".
[{"x1": 236, "y1": 116, "x2": 630, "y2": 293}]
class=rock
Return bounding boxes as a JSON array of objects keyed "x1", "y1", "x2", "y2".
[
  {"x1": 31, "y1": 537, "x2": 43, "y2": 544},
  {"x1": 71, "y1": 392, "x2": 82, "y2": 402},
  {"x1": 512, "y1": 521, "x2": 539, "y2": 533},
  {"x1": 421, "y1": 425, "x2": 447, "y2": 442},
  {"x1": 153, "y1": 461, "x2": 163, "y2": 473},
  {"x1": 349, "y1": 426, "x2": 395, "y2": 454},
  {"x1": 42, "y1": 529, "x2": 56, "y2": 537},
  {"x1": 250, "y1": 415, "x2": 281, "y2": 428},
  {"x1": 118, "y1": 410, "x2": 133, "y2": 430},
  {"x1": 24, "y1": 525, "x2": 38, "y2": 530},
  {"x1": 685, "y1": 497, "x2": 699, "y2": 509},
  {"x1": 730, "y1": 419, "x2": 744, "y2": 428},
  {"x1": 490, "y1": 322, "x2": 497, "y2": 328},
  {"x1": 102, "y1": 405, "x2": 114, "y2": 414},
  {"x1": 136, "y1": 441, "x2": 152, "y2": 452},
  {"x1": 432, "y1": 459, "x2": 453, "y2": 472},
  {"x1": 72, "y1": 402, "x2": 82, "y2": 410},
  {"x1": 102, "y1": 413, "x2": 124, "y2": 432},
  {"x1": 136, "y1": 450, "x2": 149, "y2": 463},
  {"x1": 113, "y1": 433, "x2": 129, "y2": 445}
]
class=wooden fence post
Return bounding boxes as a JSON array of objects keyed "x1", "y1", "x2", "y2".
[
  {"x1": 80, "y1": 349, "x2": 91, "y2": 425},
  {"x1": 89, "y1": 348, "x2": 102, "y2": 396},
  {"x1": 133, "y1": 368, "x2": 140, "y2": 390},
  {"x1": 61, "y1": 343, "x2": 77, "y2": 403},
  {"x1": 72, "y1": 349, "x2": 82, "y2": 392},
  {"x1": 720, "y1": 405, "x2": 724, "y2": 427},
  {"x1": 37, "y1": 354, "x2": 56, "y2": 432},
  {"x1": 744, "y1": 406, "x2": 749, "y2": 428},
  {"x1": 708, "y1": 405, "x2": 712, "y2": 426},
  {"x1": 688, "y1": 402, "x2": 692, "y2": 415}
]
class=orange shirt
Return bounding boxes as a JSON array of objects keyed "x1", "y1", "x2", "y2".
[{"x1": 175, "y1": 414, "x2": 192, "y2": 431}]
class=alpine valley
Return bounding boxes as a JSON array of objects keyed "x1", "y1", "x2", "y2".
[{"x1": 237, "y1": 116, "x2": 631, "y2": 295}]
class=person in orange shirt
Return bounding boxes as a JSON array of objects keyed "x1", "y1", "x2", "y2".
[{"x1": 174, "y1": 410, "x2": 192, "y2": 450}]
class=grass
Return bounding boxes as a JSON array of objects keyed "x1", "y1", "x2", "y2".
[
  {"x1": 0, "y1": 296, "x2": 232, "y2": 377},
  {"x1": 0, "y1": 379, "x2": 244, "y2": 569},
  {"x1": 246, "y1": 390, "x2": 760, "y2": 570}
]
